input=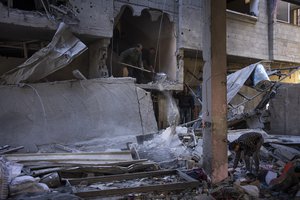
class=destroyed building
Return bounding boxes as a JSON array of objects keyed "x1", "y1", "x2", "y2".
[{"x1": 0, "y1": 0, "x2": 300, "y2": 199}]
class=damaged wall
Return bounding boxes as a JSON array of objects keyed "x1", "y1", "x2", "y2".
[
  {"x1": 178, "y1": 1, "x2": 269, "y2": 60},
  {"x1": 273, "y1": 22, "x2": 300, "y2": 63},
  {"x1": 0, "y1": 0, "x2": 113, "y2": 40},
  {"x1": 113, "y1": 7, "x2": 177, "y2": 81},
  {"x1": 0, "y1": 78, "x2": 157, "y2": 152},
  {"x1": 269, "y1": 83, "x2": 300, "y2": 135},
  {"x1": 226, "y1": 0, "x2": 269, "y2": 60},
  {"x1": 114, "y1": 0, "x2": 177, "y2": 20},
  {"x1": 183, "y1": 56, "x2": 203, "y2": 87},
  {"x1": 178, "y1": 0, "x2": 202, "y2": 50}
]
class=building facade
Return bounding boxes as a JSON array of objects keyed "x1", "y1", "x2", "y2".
[{"x1": 1, "y1": 0, "x2": 300, "y2": 128}]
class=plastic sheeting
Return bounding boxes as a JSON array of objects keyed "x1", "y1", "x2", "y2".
[
  {"x1": 0, "y1": 22, "x2": 87, "y2": 85},
  {"x1": 227, "y1": 63, "x2": 270, "y2": 103}
]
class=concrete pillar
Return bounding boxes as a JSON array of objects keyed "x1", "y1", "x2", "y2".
[
  {"x1": 89, "y1": 38, "x2": 110, "y2": 79},
  {"x1": 176, "y1": 49, "x2": 184, "y2": 84},
  {"x1": 157, "y1": 93, "x2": 167, "y2": 129},
  {"x1": 267, "y1": 0, "x2": 276, "y2": 61},
  {"x1": 202, "y1": 0, "x2": 228, "y2": 183}
]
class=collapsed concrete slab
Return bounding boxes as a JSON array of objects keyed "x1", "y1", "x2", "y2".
[
  {"x1": 269, "y1": 83, "x2": 300, "y2": 135},
  {"x1": 0, "y1": 23, "x2": 87, "y2": 85},
  {"x1": 0, "y1": 78, "x2": 157, "y2": 152}
]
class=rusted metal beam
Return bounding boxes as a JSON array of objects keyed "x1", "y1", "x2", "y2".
[{"x1": 0, "y1": 146, "x2": 24, "y2": 155}]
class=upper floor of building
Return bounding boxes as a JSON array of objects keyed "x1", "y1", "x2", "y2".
[{"x1": 1, "y1": 0, "x2": 300, "y2": 63}]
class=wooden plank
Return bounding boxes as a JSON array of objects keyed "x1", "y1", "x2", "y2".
[
  {"x1": 15, "y1": 159, "x2": 147, "y2": 167},
  {"x1": 75, "y1": 179, "x2": 199, "y2": 198},
  {"x1": 68, "y1": 170, "x2": 176, "y2": 185},
  {"x1": 61, "y1": 166, "x2": 128, "y2": 174},
  {"x1": 31, "y1": 167, "x2": 69, "y2": 177},
  {"x1": 75, "y1": 182, "x2": 199, "y2": 197},
  {"x1": 0, "y1": 145, "x2": 10, "y2": 151},
  {"x1": 0, "y1": 146, "x2": 24, "y2": 155},
  {"x1": 5, "y1": 151, "x2": 132, "y2": 162},
  {"x1": 177, "y1": 170, "x2": 200, "y2": 182}
]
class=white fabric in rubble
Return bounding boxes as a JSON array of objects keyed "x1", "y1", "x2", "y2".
[
  {"x1": 0, "y1": 22, "x2": 87, "y2": 85},
  {"x1": 227, "y1": 63, "x2": 270, "y2": 103},
  {"x1": 227, "y1": 64, "x2": 256, "y2": 103}
]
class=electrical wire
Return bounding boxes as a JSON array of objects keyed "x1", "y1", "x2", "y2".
[{"x1": 154, "y1": 0, "x2": 167, "y2": 73}]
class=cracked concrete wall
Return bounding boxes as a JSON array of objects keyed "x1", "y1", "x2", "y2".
[
  {"x1": 114, "y1": 0, "x2": 177, "y2": 20},
  {"x1": 178, "y1": 1, "x2": 269, "y2": 60},
  {"x1": 227, "y1": 0, "x2": 269, "y2": 60},
  {"x1": 178, "y1": 0, "x2": 202, "y2": 50},
  {"x1": 0, "y1": 0, "x2": 113, "y2": 39},
  {"x1": 0, "y1": 78, "x2": 157, "y2": 152},
  {"x1": 269, "y1": 83, "x2": 300, "y2": 136},
  {"x1": 69, "y1": 0, "x2": 113, "y2": 38},
  {"x1": 273, "y1": 22, "x2": 300, "y2": 63}
]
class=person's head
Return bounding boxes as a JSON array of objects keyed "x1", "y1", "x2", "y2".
[
  {"x1": 183, "y1": 85, "x2": 189, "y2": 94},
  {"x1": 136, "y1": 43, "x2": 143, "y2": 52},
  {"x1": 149, "y1": 47, "x2": 156, "y2": 54},
  {"x1": 229, "y1": 140, "x2": 240, "y2": 152}
]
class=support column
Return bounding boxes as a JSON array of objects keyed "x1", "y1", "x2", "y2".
[
  {"x1": 176, "y1": 49, "x2": 184, "y2": 85},
  {"x1": 89, "y1": 38, "x2": 110, "y2": 79},
  {"x1": 202, "y1": 0, "x2": 228, "y2": 183},
  {"x1": 157, "y1": 93, "x2": 167, "y2": 129},
  {"x1": 267, "y1": 0, "x2": 276, "y2": 61}
]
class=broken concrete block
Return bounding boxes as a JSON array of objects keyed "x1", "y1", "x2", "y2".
[
  {"x1": 270, "y1": 143, "x2": 300, "y2": 162},
  {"x1": 9, "y1": 175, "x2": 50, "y2": 196},
  {"x1": 240, "y1": 185, "x2": 259, "y2": 198},
  {"x1": 9, "y1": 176, "x2": 37, "y2": 195}
]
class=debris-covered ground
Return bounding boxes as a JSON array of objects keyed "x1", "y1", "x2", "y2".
[{"x1": 0, "y1": 128, "x2": 299, "y2": 199}]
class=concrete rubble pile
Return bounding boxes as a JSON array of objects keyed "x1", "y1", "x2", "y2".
[
  {"x1": 0, "y1": 15, "x2": 299, "y2": 199},
  {"x1": 0, "y1": 138, "x2": 203, "y2": 199},
  {"x1": 0, "y1": 128, "x2": 299, "y2": 199},
  {"x1": 130, "y1": 127, "x2": 300, "y2": 199}
]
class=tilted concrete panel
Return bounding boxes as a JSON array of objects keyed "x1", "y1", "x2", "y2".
[{"x1": 0, "y1": 78, "x2": 157, "y2": 152}]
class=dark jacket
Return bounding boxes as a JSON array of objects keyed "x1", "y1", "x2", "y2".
[{"x1": 120, "y1": 48, "x2": 143, "y2": 68}]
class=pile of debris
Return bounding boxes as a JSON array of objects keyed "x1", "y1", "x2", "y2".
[
  {"x1": 213, "y1": 129, "x2": 300, "y2": 199},
  {"x1": 0, "y1": 137, "x2": 201, "y2": 199},
  {"x1": 0, "y1": 127, "x2": 299, "y2": 199}
]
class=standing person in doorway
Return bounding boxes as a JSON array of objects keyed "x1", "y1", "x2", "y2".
[
  {"x1": 174, "y1": 86, "x2": 195, "y2": 124},
  {"x1": 119, "y1": 43, "x2": 144, "y2": 83},
  {"x1": 142, "y1": 47, "x2": 156, "y2": 83}
]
